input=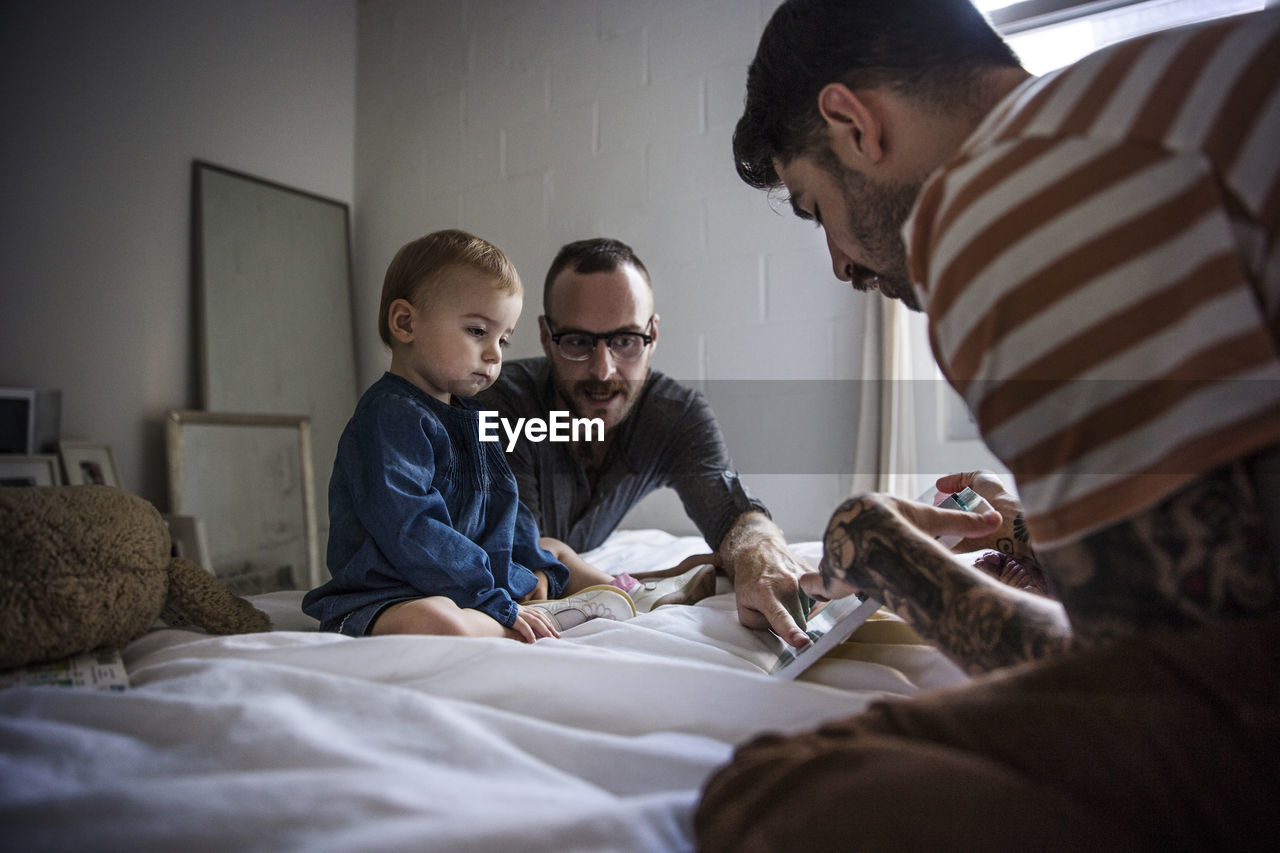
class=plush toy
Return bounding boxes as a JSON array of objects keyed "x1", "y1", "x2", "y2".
[{"x1": 0, "y1": 485, "x2": 271, "y2": 669}]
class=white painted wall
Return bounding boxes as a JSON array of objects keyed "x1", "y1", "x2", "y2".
[
  {"x1": 0, "y1": 0, "x2": 1003, "y2": 546},
  {"x1": 0, "y1": 0, "x2": 356, "y2": 506},
  {"x1": 354, "y1": 0, "x2": 870, "y2": 541}
]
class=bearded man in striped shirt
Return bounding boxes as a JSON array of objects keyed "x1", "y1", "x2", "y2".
[{"x1": 696, "y1": 1, "x2": 1280, "y2": 849}]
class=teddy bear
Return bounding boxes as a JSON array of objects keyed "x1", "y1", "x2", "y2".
[{"x1": 0, "y1": 484, "x2": 271, "y2": 670}]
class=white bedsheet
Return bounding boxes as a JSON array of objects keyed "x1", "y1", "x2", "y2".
[{"x1": 0, "y1": 530, "x2": 966, "y2": 852}]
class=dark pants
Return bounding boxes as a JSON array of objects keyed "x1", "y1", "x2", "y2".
[{"x1": 695, "y1": 616, "x2": 1280, "y2": 852}]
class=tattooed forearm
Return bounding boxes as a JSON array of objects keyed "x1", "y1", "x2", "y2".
[{"x1": 820, "y1": 495, "x2": 1071, "y2": 674}]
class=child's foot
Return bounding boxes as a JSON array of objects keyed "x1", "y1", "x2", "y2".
[
  {"x1": 526, "y1": 585, "x2": 636, "y2": 630},
  {"x1": 618, "y1": 563, "x2": 718, "y2": 613}
]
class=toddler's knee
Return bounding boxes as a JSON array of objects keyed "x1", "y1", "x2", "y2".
[
  {"x1": 374, "y1": 596, "x2": 471, "y2": 636},
  {"x1": 414, "y1": 598, "x2": 473, "y2": 636}
]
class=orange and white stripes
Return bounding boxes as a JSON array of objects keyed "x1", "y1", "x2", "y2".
[{"x1": 907, "y1": 9, "x2": 1280, "y2": 548}]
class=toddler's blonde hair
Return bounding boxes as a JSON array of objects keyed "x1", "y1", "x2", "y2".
[{"x1": 379, "y1": 229, "x2": 521, "y2": 347}]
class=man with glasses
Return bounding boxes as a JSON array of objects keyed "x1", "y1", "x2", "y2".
[{"x1": 477, "y1": 237, "x2": 813, "y2": 647}]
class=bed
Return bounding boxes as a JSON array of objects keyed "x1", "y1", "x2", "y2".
[{"x1": 1, "y1": 529, "x2": 966, "y2": 852}]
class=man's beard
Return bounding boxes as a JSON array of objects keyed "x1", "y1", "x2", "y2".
[
  {"x1": 550, "y1": 370, "x2": 644, "y2": 432},
  {"x1": 830, "y1": 158, "x2": 924, "y2": 312}
]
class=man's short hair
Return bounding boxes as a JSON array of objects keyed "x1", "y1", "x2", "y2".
[
  {"x1": 378, "y1": 229, "x2": 521, "y2": 347},
  {"x1": 734, "y1": 0, "x2": 1021, "y2": 190},
  {"x1": 543, "y1": 237, "x2": 652, "y2": 316}
]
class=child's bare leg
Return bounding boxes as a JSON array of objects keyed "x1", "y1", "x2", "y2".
[
  {"x1": 539, "y1": 536, "x2": 617, "y2": 593},
  {"x1": 372, "y1": 595, "x2": 521, "y2": 640}
]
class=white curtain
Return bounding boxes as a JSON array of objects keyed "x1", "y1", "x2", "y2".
[{"x1": 850, "y1": 297, "x2": 916, "y2": 498}]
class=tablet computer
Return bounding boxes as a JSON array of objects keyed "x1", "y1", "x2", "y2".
[{"x1": 769, "y1": 593, "x2": 883, "y2": 679}]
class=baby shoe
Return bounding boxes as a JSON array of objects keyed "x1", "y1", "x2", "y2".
[
  {"x1": 526, "y1": 584, "x2": 636, "y2": 630},
  {"x1": 624, "y1": 563, "x2": 718, "y2": 613}
]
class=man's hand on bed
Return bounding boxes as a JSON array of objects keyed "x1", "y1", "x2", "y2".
[{"x1": 718, "y1": 512, "x2": 811, "y2": 647}]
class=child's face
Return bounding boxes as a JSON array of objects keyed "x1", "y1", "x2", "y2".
[{"x1": 390, "y1": 268, "x2": 522, "y2": 403}]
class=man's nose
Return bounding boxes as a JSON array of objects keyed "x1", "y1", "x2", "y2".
[
  {"x1": 587, "y1": 340, "x2": 616, "y2": 379},
  {"x1": 827, "y1": 232, "x2": 855, "y2": 282}
]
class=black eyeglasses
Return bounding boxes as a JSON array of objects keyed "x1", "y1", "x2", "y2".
[{"x1": 547, "y1": 316, "x2": 655, "y2": 363}]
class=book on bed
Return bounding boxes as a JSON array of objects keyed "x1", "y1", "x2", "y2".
[
  {"x1": 769, "y1": 594, "x2": 883, "y2": 679},
  {"x1": 0, "y1": 648, "x2": 129, "y2": 692}
]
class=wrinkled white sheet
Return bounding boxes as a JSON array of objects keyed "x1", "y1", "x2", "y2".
[{"x1": 0, "y1": 530, "x2": 965, "y2": 852}]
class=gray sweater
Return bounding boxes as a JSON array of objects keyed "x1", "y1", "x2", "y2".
[{"x1": 474, "y1": 357, "x2": 767, "y2": 552}]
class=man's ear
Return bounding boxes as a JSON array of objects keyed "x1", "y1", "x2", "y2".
[
  {"x1": 817, "y1": 82, "x2": 884, "y2": 165},
  {"x1": 388, "y1": 298, "x2": 416, "y2": 344},
  {"x1": 648, "y1": 313, "x2": 659, "y2": 348},
  {"x1": 538, "y1": 315, "x2": 553, "y2": 357}
]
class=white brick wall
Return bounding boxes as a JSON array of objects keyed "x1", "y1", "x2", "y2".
[{"x1": 355, "y1": 0, "x2": 870, "y2": 540}]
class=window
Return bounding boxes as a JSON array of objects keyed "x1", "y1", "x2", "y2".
[{"x1": 975, "y1": 0, "x2": 1266, "y2": 73}]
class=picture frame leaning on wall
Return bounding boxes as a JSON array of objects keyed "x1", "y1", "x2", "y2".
[
  {"x1": 58, "y1": 441, "x2": 121, "y2": 488},
  {"x1": 0, "y1": 455, "x2": 62, "y2": 487},
  {"x1": 165, "y1": 410, "x2": 320, "y2": 595}
]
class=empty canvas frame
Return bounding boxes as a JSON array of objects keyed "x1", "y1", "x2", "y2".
[{"x1": 165, "y1": 410, "x2": 319, "y2": 595}]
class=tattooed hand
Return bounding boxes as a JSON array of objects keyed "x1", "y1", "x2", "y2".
[
  {"x1": 806, "y1": 492, "x2": 1000, "y2": 596},
  {"x1": 803, "y1": 492, "x2": 1072, "y2": 673},
  {"x1": 934, "y1": 472, "x2": 1039, "y2": 558}
]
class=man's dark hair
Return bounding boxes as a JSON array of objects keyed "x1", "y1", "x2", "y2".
[
  {"x1": 543, "y1": 237, "x2": 652, "y2": 315},
  {"x1": 734, "y1": 0, "x2": 1021, "y2": 190}
]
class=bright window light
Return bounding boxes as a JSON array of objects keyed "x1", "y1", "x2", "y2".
[{"x1": 1001, "y1": 0, "x2": 1266, "y2": 74}]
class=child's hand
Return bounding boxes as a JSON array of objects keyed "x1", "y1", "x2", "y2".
[{"x1": 510, "y1": 604, "x2": 560, "y2": 643}]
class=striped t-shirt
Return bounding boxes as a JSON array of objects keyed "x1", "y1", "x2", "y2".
[{"x1": 907, "y1": 9, "x2": 1280, "y2": 549}]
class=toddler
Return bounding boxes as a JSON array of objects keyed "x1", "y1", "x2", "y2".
[{"x1": 302, "y1": 230, "x2": 636, "y2": 641}]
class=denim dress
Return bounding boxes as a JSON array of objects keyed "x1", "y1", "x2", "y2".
[{"x1": 302, "y1": 373, "x2": 568, "y2": 635}]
